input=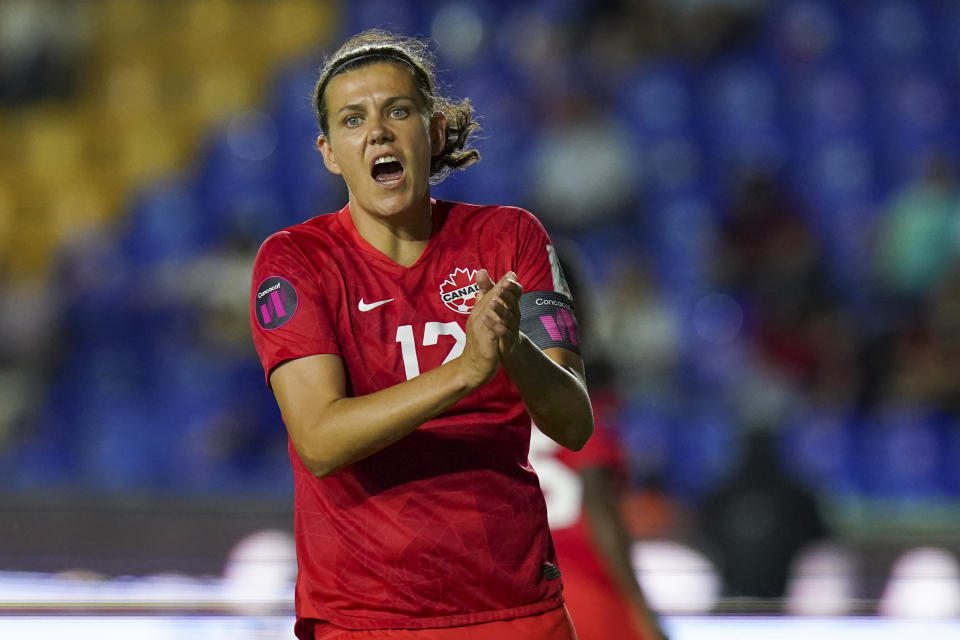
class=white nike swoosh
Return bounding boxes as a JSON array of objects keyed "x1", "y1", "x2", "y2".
[{"x1": 358, "y1": 297, "x2": 394, "y2": 312}]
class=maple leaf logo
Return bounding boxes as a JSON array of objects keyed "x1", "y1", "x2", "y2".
[{"x1": 439, "y1": 267, "x2": 480, "y2": 315}]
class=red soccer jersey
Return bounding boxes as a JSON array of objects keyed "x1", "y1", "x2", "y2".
[{"x1": 249, "y1": 200, "x2": 569, "y2": 634}]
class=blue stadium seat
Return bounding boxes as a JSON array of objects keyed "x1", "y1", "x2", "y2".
[
  {"x1": 931, "y1": 0, "x2": 960, "y2": 59},
  {"x1": 75, "y1": 392, "x2": 169, "y2": 490},
  {"x1": 793, "y1": 134, "x2": 879, "y2": 212},
  {"x1": 812, "y1": 200, "x2": 878, "y2": 296},
  {"x1": 615, "y1": 62, "x2": 696, "y2": 140},
  {"x1": 940, "y1": 417, "x2": 960, "y2": 497},
  {"x1": 642, "y1": 136, "x2": 707, "y2": 200},
  {"x1": 780, "y1": 407, "x2": 857, "y2": 495},
  {"x1": 681, "y1": 324, "x2": 752, "y2": 397},
  {"x1": 696, "y1": 55, "x2": 791, "y2": 192},
  {"x1": 191, "y1": 116, "x2": 285, "y2": 238},
  {"x1": 848, "y1": 0, "x2": 934, "y2": 74},
  {"x1": 786, "y1": 65, "x2": 868, "y2": 138},
  {"x1": 646, "y1": 194, "x2": 717, "y2": 300},
  {"x1": 619, "y1": 395, "x2": 678, "y2": 487},
  {"x1": 870, "y1": 71, "x2": 957, "y2": 186},
  {"x1": 120, "y1": 178, "x2": 212, "y2": 266},
  {"x1": 762, "y1": 0, "x2": 847, "y2": 70},
  {"x1": 666, "y1": 404, "x2": 736, "y2": 500},
  {"x1": 856, "y1": 407, "x2": 945, "y2": 499},
  {"x1": 563, "y1": 223, "x2": 640, "y2": 287},
  {"x1": 268, "y1": 57, "x2": 360, "y2": 222},
  {"x1": 699, "y1": 55, "x2": 781, "y2": 132},
  {"x1": 433, "y1": 64, "x2": 534, "y2": 206}
]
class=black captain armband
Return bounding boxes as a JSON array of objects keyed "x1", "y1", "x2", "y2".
[{"x1": 519, "y1": 291, "x2": 580, "y2": 355}]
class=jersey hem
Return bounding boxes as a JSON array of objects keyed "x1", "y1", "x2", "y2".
[{"x1": 300, "y1": 594, "x2": 565, "y2": 632}]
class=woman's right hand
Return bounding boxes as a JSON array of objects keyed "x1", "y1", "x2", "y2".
[{"x1": 459, "y1": 269, "x2": 516, "y2": 389}]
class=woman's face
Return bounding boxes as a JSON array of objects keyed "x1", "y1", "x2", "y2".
[{"x1": 318, "y1": 62, "x2": 445, "y2": 224}]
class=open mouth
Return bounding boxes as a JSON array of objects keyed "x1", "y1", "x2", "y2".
[{"x1": 371, "y1": 155, "x2": 404, "y2": 185}]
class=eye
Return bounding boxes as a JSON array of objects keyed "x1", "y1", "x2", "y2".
[
  {"x1": 389, "y1": 106, "x2": 409, "y2": 118},
  {"x1": 344, "y1": 114, "x2": 361, "y2": 128}
]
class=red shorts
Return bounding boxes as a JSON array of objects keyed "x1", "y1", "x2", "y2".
[{"x1": 311, "y1": 606, "x2": 578, "y2": 640}]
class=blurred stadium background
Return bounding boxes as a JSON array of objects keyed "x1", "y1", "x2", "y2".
[{"x1": 2, "y1": 0, "x2": 960, "y2": 637}]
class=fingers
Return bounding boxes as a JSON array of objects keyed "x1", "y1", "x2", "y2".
[
  {"x1": 497, "y1": 272, "x2": 522, "y2": 300},
  {"x1": 492, "y1": 272, "x2": 521, "y2": 324},
  {"x1": 488, "y1": 271, "x2": 522, "y2": 306},
  {"x1": 474, "y1": 272, "x2": 520, "y2": 321},
  {"x1": 479, "y1": 272, "x2": 523, "y2": 360},
  {"x1": 460, "y1": 270, "x2": 523, "y2": 385},
  {"x1": 489, "y1": 291, "x2": 519, "y2": 329},
  {"x1": 476, "y1": 268, "x2": 494, "y2": 294},
  {"x1": 468, "y1": 269, "x2": 524, "y2": 344}
]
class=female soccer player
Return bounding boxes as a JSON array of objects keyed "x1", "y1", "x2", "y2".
[{"x1": 250, "y1": 30, "x2": 594, "y2": 640}]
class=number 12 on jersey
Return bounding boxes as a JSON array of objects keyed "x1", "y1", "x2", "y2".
[{"x1": 395, "y1": 322, "x2": 466, "y2": 380}]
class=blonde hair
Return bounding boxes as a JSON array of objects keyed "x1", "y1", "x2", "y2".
[{"x1": 313, "y1": 30, "x2": 480, "y2": 184}]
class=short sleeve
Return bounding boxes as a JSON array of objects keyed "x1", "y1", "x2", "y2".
[
  {"x1": 513, "y1": 209, "x2": 572, "y2": 300},
  {"x1": 249, "y1": 231, "x2": 340, "y2": 386}
]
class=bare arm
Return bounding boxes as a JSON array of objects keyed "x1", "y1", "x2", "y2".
[
  {"x1": 479, "y1": 270, "x2": 593, "y2": 451},
  {"x1": 271, "y1": 270, "x2": 513, "y2": 477},
  {"x1": 502, "y1": 341, "x2": 593, "y2": 451}
]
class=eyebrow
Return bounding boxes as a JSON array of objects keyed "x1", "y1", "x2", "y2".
[{"x1": 335, "y1": 95, "x2": 418, "y2": 116}]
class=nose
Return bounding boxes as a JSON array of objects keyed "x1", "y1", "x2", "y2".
[{"x1": 367, "y1": 113, "x2": 394, "y2": 144}]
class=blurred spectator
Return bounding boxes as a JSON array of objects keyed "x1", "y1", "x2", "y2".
[
  {"x1": 885, "y1": 262, "x2": 960, "y2": 411},
  {"x1": 803, "y1": 307, "x2": 862, "y2": 408},
  {"x1": 862, "y1": 157, "x2": 960, "y2": 413},
  {"x1": 0, "y1": 0, "x2": 89, "y2": 107},
  {"x1": 594, "y1": 256, "x2": 680, "y2": 398},
  {"x1": 872, "y1": 156, "x2": 960, "y2": 307},
  {"x1": 714, "y1": 170, "x2": 839, "y2": 393},
  {"x1": 0, "y1": 277, "x2": 59, "y2": 454},
  {"x1": 572, "y1": 0, "x2": 768, "y2": 69},
  {"x1": 577, "y1": 0, "x2": 676, "y2": 83},
  {"x1": 528, "y1": 95, "x2": 637, "y2": 231},
  {"x1": 660, "y1": 0, "x2": 769, "y2": 60},
  {"x1": 715, "y1": 170, "x2": 829, "y2": 314},
  {"x1": 698, "y1": 428, "x2": 829, "y2": 602}
]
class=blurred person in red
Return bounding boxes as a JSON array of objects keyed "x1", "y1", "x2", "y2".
[
  {"x1": 249, "y1": 30, "x2": 593, "y2": 640},
  {"x1": 531, "y1": 249, "x2": 669, "y2": 640}
]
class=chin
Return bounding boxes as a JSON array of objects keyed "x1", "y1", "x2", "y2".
[
  {"x1": 374, "y1": 194, "x2": 414, "y2": 217},
  {"x1": 375, "y1": 185, "x2": 428, "y2": 216}
]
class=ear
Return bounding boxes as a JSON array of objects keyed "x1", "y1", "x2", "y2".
[
  {"x1": 429, "y1": 112, "x2": 448, "y2": 157},
  {"x1": 317, "y1": 135, "x2": 342, "y2": 176}
]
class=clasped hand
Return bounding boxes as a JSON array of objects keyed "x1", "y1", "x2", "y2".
[{"x1": 459, "y1": 269, "x2": 522, "y2": 388}]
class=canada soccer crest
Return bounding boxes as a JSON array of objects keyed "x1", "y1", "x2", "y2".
[{"x1": 439, "y1": 267, "x2": 480, "y2": 314}]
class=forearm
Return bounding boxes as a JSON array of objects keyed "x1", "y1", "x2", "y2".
[
  {"x1": 278, "y1": 358, "x2": 475, "y2": 477},
  {"x1": 501, "y1": 336, "x2": 593, "y2": 450}
]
